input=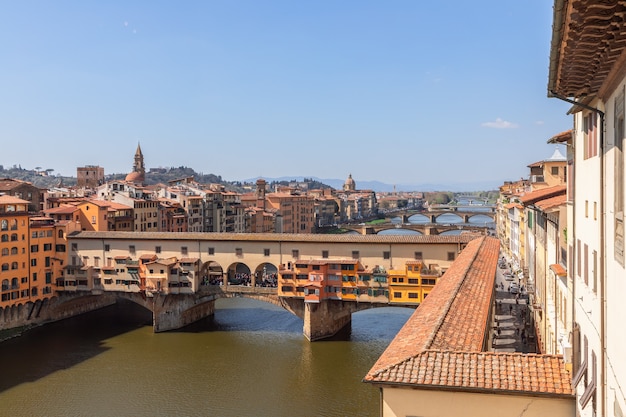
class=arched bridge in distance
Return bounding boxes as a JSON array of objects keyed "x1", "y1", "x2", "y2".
[
  {"x1": 384, "y1": 207, "x2": 496, "y2": 225},
  {"x1": 341, "y1": 223, "x2": 490, "y2": 235}
]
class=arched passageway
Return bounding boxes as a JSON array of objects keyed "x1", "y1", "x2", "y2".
[
  {"x1": 200, "y1": 261, "x2": 225, "y2": 286},
  {"x1": 253, "y1": 262, "x2": 278, "y2": 287},
  {"x1": 227, "y1": 263, "x2": 252, "y2": 285}
]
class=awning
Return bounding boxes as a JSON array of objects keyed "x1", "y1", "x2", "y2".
[{"x1": 549, "y1": 264, "x2": 567, "y2": 277}]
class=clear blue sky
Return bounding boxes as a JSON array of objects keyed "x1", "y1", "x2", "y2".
[{"x1": 1, "y1": 1, "x2": 570, "y2": 189}]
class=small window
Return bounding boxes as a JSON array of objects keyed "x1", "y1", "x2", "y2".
[
  {"x1": 292, "y1": 249, "x2": 299, "y2": 259},
  {"x1": 352, "y1": 250, "x2": 359, "y2": 260},
  {"x1": 393, "y1": 292, "x2": 401, "y2": 298},
  {"x1": 551, "y1": 166, "x2": 559, "y2": 175},
  {"x1": 408, "y1": 293, "x2": 418, "y2": 299},
  {"x1": 383, "y1": 251, "x2": 390, "y2": 260},
  {"x1": 156, "y1": 246, "x2": 161, "y2": 254},
  {"x1": 264, "y1": 248, "x2": 270, "y2": 256},
  {"x1": 208, "y1": 247, "x2": 215, "y2": 255},
  {"x1": 71, "y1": 243, "x2": 78, "y2": 251},
  {"x1": 181, "y1": 246, "x2": 188, "y2": 255},
  {"x1": 236, "y1": 248, "x2": 243, "y2": 256},
  {"x1": 447, "y1": 252, "x2": 455, "y2": 261},
  {"x1": 104, "y1": 244, "x2": 110, "y2": 252},
  {"x1": 322, "y1": 250, "x2": 329, "y2": 259}
]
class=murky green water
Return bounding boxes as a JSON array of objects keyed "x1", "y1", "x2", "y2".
[{"x1": 0, "y1": 298, "x2": 412, "y2": 417}]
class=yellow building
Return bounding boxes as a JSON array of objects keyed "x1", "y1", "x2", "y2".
[
  {"x1": 387, "y1": 260, "x2": 439, "y2": 305},
  {"x1": 0, "y1": 196, "x2": 31, "y2": 307}
]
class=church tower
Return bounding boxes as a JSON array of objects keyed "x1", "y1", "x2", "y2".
[
  {"x1": 256, "y1": 178, "x2": 267, "y2": 210},
  {"x1": 125, "y1": 143, "x2": 146, "y2": 184}
]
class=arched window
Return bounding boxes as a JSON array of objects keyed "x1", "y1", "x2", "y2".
[
  {"x1": 31, "y1": 287, "x2": 38, "y2": 296},
  {"x1": 11, "y1": 262, "x2": 18, "y2": 270},
  {"x1": 9, "y1": 219, "x2": 17, "y2": 230},
  {"x1": 1, "y1": 279, "x2": 8, "y2": 291},
  {"x1": 58, "y1": 229, "x2": 64, "y2": 238},
  {"x1": 11, "y1": 277, "x2": 18, "y2": 288},
  {"x1": 1, "y1": 263, "x2": 8, "y2": 271},
  {"x1": 1, "y1": 220, "x2": 7, "y2": 231},
  {"x1": 1, "y1": 234, "x2": 8, "y2": 242},
  {"x1": 10, "y1": 233, "x2": 18, "y2": 241},
  {"x1": 10, "y1": 247, "x2": 17, "y2": 255},
  {"x1": 1, "y1": 248, "x2": 8, "y2": 256}
]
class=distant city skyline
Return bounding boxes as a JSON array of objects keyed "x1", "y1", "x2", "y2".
[{"x1": 1, "y1": 1, "x2": 571, "y2": 186}]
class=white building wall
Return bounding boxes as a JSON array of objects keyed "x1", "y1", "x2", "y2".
[
  {"x1": 572, "y1": 102, "x2": 606, "y2": 417},
  {"x1": 599, "y1": 83, "x2": 626, "y2": 417}
]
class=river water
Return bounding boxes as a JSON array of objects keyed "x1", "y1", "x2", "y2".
[{"x1": 0, "y1": 298, "x2": 413, "y2": 417}]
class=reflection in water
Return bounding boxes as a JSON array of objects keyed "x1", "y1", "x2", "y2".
[{"x1": 0, "y1": 299, "x2": 412, "y2": 417}]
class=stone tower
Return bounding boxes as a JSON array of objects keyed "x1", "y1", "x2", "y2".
[{"x1": 125, "y1": 143, "x2": 146, "y2": 184}]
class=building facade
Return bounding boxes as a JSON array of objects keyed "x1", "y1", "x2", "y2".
[{"x1": 548, "y1": 2, "x2": 626, "y2": 415}]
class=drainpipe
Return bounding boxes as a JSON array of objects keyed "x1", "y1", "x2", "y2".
[{"x1": 549, "y1": 90, "x2": 605, "y2": 415}]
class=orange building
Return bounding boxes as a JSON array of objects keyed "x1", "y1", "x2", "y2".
[
  {"x1": 387, "y1": 260, "x2": 439, "y2": 304},
  {"x1": 28, "y1": 217, "x2": 68, "y2": 300},
  {"x1": 0, "y1": 196, "x2": 31, "y2": 306},
  {"x1": 278, "y1": 259, "x2": 364, "y2": 303}
]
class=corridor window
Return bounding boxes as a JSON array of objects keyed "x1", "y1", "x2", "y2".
[
  {"x1": 264, "y1": 248, "x2": 270, "y2": 256},
  {"x1": 447, "y1": 252, "x2": 455, "y2": 261},
  {"x1": 292, "y1": 249, "x2": 299, "y2": 259},
  {"x1": 236, "y1": 248, "x2": 243, "y2": 256},
  {"x1": 352, "y1": 251, "x2": 359, "y2": 259}
]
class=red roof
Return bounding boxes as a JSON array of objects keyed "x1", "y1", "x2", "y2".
[
  {"x1": 535, "y1": 194, "x2": 567, "y2": 212},
  {"x1": 519, "y1": 185, "x2": 566, "y2": 205},
  {"x1": 364, "y1": 236, "x2": 573, "y2": 397}
]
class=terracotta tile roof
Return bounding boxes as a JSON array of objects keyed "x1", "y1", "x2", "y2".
[
  {"x1": 69, "y1": 231, "x2": 479, "y2": 245},
  {"x1": 365, "y1": 351, "x2": 572, "y2": 397},
  {"x1": 519, "y1": 185, "x2": 566, "y2": 205},
  {"x1": 548, "y1": 130, "x2": 573, "y2": 144},
  {"x1": 548, "y1": 0, "x2": 626, "y2": 98},
  {"x1": 364, "y1": 236, "x2": 574, "y2": 398},
  {"x1": 179, "y1": 257, "x2": 200, "y2": 263},
  {"x1": 43, "y1": 205, "x2": 79, "y2": 214},
  {"x1": 366, "y1": 237, "x2": 497, "y2": 373},
  {"x1": 504, "y1": 203, "x2": 522, "y2": 210},
  {"x1": 535, "y1": 194, "x2": 567, "y2": 212},
  {"x1": 0, "y1": 195, "x2": 30, "y2": 205}
]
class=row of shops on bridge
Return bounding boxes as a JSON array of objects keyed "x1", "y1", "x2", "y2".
[{"x1": 60, "y1": 253, "x2": 442, "y2": 306}]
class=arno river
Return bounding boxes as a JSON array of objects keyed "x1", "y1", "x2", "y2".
[{"x1": 0, "y1": 298, "x2": 413, "y2": 417}]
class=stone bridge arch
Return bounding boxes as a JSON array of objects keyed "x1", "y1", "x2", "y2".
[
  {"x1": 376, "y1": 226, "x2": 422, "y2": 235},
  {"x1": 430, "y1": 212, "x2": 465, "y2": 223}
]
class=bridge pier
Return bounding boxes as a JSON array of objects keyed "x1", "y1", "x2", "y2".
[
  {"x1": 152, "y1": 293, "x2": 215, "y2": 333},
  {"x1": 303, "y1": 299, "x2": 354, "y2": 341}
]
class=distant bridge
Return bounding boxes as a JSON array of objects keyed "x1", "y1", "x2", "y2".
[{"x1": 342, "y1": 223, "x2": 490, "y2": 235}]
